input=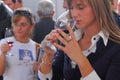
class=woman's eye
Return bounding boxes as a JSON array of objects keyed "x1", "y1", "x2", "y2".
[
  {"x1": 69, "y1": 6, "x2": 73, "y2": 10},
  {"x1": 78, "y1": 5, "x2": 84, "y2": 10},
  {"x1": 21, "y1": 24, "x2": 27, "y2": 27}
]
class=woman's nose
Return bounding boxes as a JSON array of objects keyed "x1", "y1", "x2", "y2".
[{"x1": 71, "y1": 9, "x2": 79, "y2": 19}]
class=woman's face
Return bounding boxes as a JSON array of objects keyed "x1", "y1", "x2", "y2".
[
  {"x1": 12, "y1": 16, "x2": 33, "y2": 38},
  {"x1": 70, "y1": 0, "x2": 97, "y2": 30},
  {"x1": 113, "y1": 0, "x2": 118, "y2": 9}
]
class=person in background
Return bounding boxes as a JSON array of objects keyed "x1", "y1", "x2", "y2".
[
  {"x1": 15, "y1": 0, "x2": 23, "y2": 9},
  {"x1": 112, "y1": 0, "x2": 118, "y2": 11},
  {"x1": 63, "y1": 0, "x2": 68, "y2": 10},
  {"x1": 0, "y1": 1, "x2": 12, "y2": 40},
  {"x1": 38, "y1": 0, "x2": 120, "y2": 80},
  {"x1": 0, "y1": 1, "x2": 13, "y2": 80},
  {"x1": 110, "y1": 0, "x2": 120, "y2": 27},
  {"x1": 2, "y1": 0, "x2": 16, "y2": 10},
  {"x1": 117, "y1": 0, "x2": 120, "y2": 15},
  {"x1": 0, "y1": 7, "x2": 39, "y2": 80},
  {"x1": 32, "y1": 0, "x2": 55, "y2": 43}
]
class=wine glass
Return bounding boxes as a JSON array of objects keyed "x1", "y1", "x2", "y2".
[
  {"x1": 4, "y1": 27, "x2": 14, "y2": 56},
  {"x1": 40, "y1": 10, "x2": 76, "y2": 54},
  {"x1": 40, "y1": 11, "x2": 82, "y2": 68},
  {"x1": 55, "y1": 10, "x2": 76, "y2": 31},
  {"x1": 56, "y1": 10, "x2": 78, "y2": 68}
]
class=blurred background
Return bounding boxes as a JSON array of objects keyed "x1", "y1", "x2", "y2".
[{"x1": 23, "y1": 0, "x2": 65, "y2": 22}]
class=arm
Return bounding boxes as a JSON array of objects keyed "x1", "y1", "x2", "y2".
[
  {"x1": 39, "y1": 46, "x2": 54, "y2": 74},
  {"x1": 0, "y1": 53, "x2": 6, "y2": 75},
  {"x1": 38, "y1": 45, "x2": 55, "y2": 80},
  {"x1": 38, "y1": 30, "x2": 64, "y2": 80},
  {"x1": 38, "y1": 48, "x2": 64, "y2": 80},
  {"x1": 0, "y1": 43, "x2": 10, "y2": 75}
]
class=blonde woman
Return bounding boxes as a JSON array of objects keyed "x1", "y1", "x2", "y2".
[
  {"x1": 0, "y1": 7, "x2": 39, "y2": 80},
  {"x1": 38, "y1": 0, "x2": 120, "y2": 80}
]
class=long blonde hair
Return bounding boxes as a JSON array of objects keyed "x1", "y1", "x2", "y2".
[{"x1": 69, "y1": 0, "x2": 120, "y2": 43}]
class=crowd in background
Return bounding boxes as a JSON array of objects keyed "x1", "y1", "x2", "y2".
[
  {"x1": 0, "y1": 0, "x2": 120, "y2": 80},
  {"x1": 0, "y1": 0, "x2": 54, "y2": 80},
  {"x1": 2, "y1": 0, "x2": 23, "y2": 11}
]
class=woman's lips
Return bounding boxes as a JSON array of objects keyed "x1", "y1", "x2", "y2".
[{"x1": 76, "y1": 20, "x2": 81, "y2": 25}]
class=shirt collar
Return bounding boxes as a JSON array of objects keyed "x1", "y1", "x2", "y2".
[
  {"x1": 76, "y1": 29, "x2": 109, "y2": 46},
  {"x1": 98, "y1": 31, "x2": 109, "y2": 46}
]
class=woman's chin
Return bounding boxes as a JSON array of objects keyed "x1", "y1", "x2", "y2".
[{"x1": 75, "y1": 25, "x2": 84, "y2": 30}]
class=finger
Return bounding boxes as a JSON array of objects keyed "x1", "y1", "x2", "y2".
[
  {"x1": 1, "y1": 44, "x2": 10, "y2": 53},
  {"x1": 55, "y1": 32, "x2": 68, "y2": 45},
  {"x1": 67, "y1": 26, "x2": 76, "y2": 39},
  {"x1": 43, "y1": 45, "x2": 55, "y2": 56},
  {"x1": 57, "y1": 29, "x2": 72, "y2": 43},
  {"x1": 54, "y1": 42, "x2": 65, "y2": 52},
  {"x1": 45, "y1": 30, "x2": 58, "y2": 42}
]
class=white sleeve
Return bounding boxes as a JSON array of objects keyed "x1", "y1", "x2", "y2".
[
  {"x1": 80, "y1": 70, "x2": 101, "y2": 80},
  {"x1": 38, "y1": 70, "x2": 53, "y2": 80}
]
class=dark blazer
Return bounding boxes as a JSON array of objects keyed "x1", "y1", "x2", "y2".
[
  {"x1": 52, "y1": 38, "x2": 120, "y2": 80},
  {"x1": 0, "y1": 76, "x2": 3, "y2": 80},
  {"x1": 33, "y1": 17, "x2": 55, "y2": 43},
  {"x1": 0, "y1": 1, "x2": 12, "y2": 40}
]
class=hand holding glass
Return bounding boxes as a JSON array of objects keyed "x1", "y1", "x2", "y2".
[
  {"x1": 4, "y1": 28, "x2": 14, "y2": 56},
  {"x1": 40, "y1": 10, "x2": 76, "y2": 56}
]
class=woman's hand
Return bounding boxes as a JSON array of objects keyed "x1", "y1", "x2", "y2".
[
  {"x1": 44, "y1": 30, "x2": 58, "y2": 43},
  {"x1": 39, "y1": 30, "x2": 58, "y2": 74},
  {"x1": 41, "y1": 44, "x2": 55, "y2": 65},
  {"x1": 41, "y1": 30, "x2": 58, "y2": 64},
  {"x1": 1, "y1": 43, "x2": 11, "y2": 55},
  {"x1": 33, "y1": 62, "x2": 39, "y2": 71},
  {"x1": 53, "y1": 26, "x2": 94, "y2": 77},
  {"x1": 53, "y1": 26, "x2": 83, "y2": 64},
  {"x1": 39, "y1": 45, "x2": 55, "y2": 74}
]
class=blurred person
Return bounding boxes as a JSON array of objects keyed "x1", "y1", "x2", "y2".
[
  {"x1": 110, "y1": 0, "x2": 120, "y2": 15},
  {"x1": 117, "y1": 0, "x2": 120, "y2": 14},
  {"x1": 0, "y1": 1, "x2": 12, "y2": 80},
  {"x1": 15, "y1": 0, "x2": 23, "y2": 9},
  {"x1": 110, "y1": 0, "x2": 120, "y2": 27},
  {"x1": 112, "y1": 0, "x2": 118, "y2": 11},
  {"x1": 2, "y1": 0, "x2": 16, "y2": 10},
  {"x1": 0, "y1": 7, "x2": 40, "y2": 80},
  {"x1": 0, "y1": 1, "x2": 12, "y2": 40},
  {"x1": 38, "y1": 0, "x2": 120, "y2": 80},
  {"x1": 32, "y1": 0, "x2": 55, "y2": 43},
  {"x1": 63, "y1": 0, "x2": 68, "y2": 10}
]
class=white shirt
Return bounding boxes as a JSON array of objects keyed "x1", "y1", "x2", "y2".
[
  {"x1": 38, "y1": 31, "x2": 109, "y2": 80},
  {"x1": 0, "y1": 37, "x2": 37, "y2": 80}
]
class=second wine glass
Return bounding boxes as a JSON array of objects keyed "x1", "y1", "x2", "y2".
[{"x1": 4, "y1": 28, "x2": 14, "y2": 56}]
